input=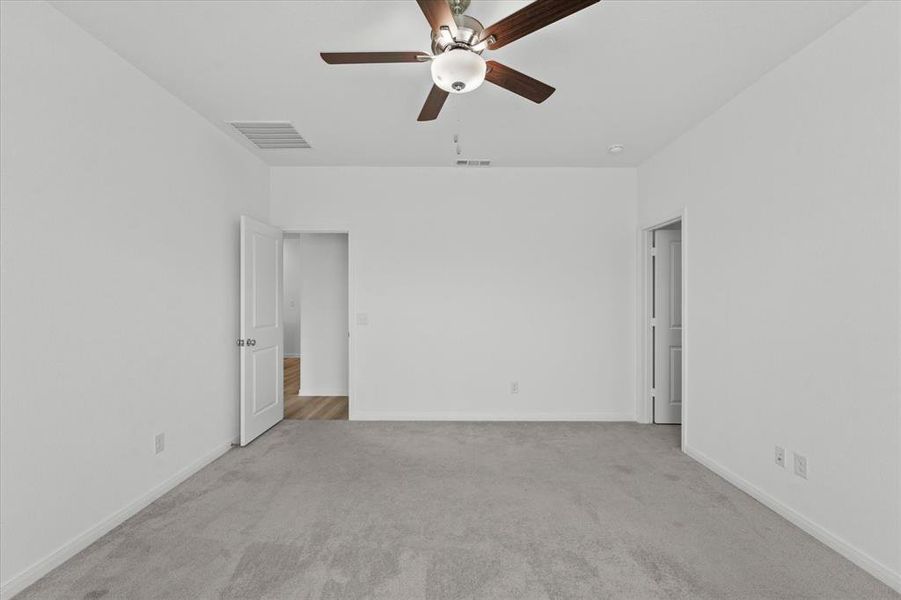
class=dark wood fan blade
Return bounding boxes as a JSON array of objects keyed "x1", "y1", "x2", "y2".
[
  {"x1": 417, "y1": 85, "x2": 449, "y2": 121},
  {"x1": 485, "y1": 61, "x2": 555, "y2": 103},
  {"x1": 416, "y1": 0, "x2": 457, "y2": 36},
  {"x1": 483, "y1": 0, "x2": 600, "y2": 50},
  {"x1": 320, "y1": 52, "x2": 429, "y2": 64}
]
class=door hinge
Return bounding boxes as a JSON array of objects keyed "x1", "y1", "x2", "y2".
[
  {"x1": 236, "y1": 338, "x2": 246, "y2": 347},
  {"x1": 650, "y1": 248, "x2": 658, "y2": 256}
]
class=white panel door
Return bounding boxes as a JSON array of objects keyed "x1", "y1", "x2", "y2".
[
  {"x1": 653, "y1": 228, "x2": 682, "y2": 424},
  {"x1": 240, "y1": 216, "x2": 284, "y2": 445}
]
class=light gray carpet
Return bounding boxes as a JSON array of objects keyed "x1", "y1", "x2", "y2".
[{"x1": 17, "y1": 422, "x2": 898, "y2": 599}]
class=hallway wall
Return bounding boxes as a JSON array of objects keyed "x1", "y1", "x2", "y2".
[
  {"x1": 283, "y1": 235, "x2": 302, "y2": 357},
  {"x1": 297, "y1": 233, "x2": 349, "y2": 396}
]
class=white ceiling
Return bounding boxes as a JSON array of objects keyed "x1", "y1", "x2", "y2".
[{"x1": 50, "y1": 0, "x2": 865, "y2": 167}]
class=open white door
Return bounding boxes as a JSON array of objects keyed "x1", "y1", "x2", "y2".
[
  {"x1": 653, "y1": 228, "x2": 682, "y2": 424},
  {"x1": 240, "y1": 216, "x2": 284, "y2": 445}
]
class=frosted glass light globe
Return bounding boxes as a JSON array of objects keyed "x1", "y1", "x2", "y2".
[{"x1": 430, "y1": 49, "x2": 486, "y2": 94}]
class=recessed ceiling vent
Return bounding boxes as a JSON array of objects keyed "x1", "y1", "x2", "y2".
[
  {"x1": 456, "y1": 159, "x2": 491, "y2": 167},
  {"x1": 229, "y1": 122, "x2": 311, "y2": 150}
]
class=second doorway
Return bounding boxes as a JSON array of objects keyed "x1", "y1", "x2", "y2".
[{"x1": 283, "y1": 232, "x2": 349, "y2": 420}]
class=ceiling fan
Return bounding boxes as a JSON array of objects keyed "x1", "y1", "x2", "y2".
[{"x1": 320, "y1": 0, "x2": 600, "y2": 121}]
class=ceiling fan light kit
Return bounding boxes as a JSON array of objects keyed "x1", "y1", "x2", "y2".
[
  {"x1": 320, "y1": 0, "x2": 601, "y2": 121},
  {"x1": 431, "y1": 49, "x2": 486, "y2": 93}
]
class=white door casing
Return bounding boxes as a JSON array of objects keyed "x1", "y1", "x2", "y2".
[
  {"x1": 240, "y1": 216, "x2": 284, "y2": 445},
  {"x1": 653, "y1": 228, "x2": 682, "y2": 424}
]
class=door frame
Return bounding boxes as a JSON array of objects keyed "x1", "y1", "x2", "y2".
[
  {"x1": 281, "y1": 227, "x2": 355, "y2": 418},
  {"x1": 637, "y1": 209, "x2": 688, "y2": 449}
]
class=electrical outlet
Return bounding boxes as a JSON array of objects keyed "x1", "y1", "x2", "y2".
[
  {"x1": 155, "y1": 433, "x2": 165, "y2": 455},
  {"x1": 774, "y1": 446, "x2": 785, "y2": 468},
  {"x1": 510, "y1": 381, "x2": 519, "y2": 394},
  {"x1": 793, "y1": 452, "x2": 807, "y2": 479}
]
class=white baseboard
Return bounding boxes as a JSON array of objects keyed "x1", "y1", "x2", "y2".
[
  {"x1": 684, "y1": 445, "x2": 901, "y2": 593},
  {"x1": 349, "y1": 411, "x2": 635, "y2": 422},
  {"x1": 0, "y1": 441, "x2": 234, "y2": 600},
  {"x1": 297, "y1": 389, "x2": 347, "y2": 397}
]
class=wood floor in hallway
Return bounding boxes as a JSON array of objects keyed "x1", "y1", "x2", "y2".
[
  {"x1": 285, "y1": 395, "x2": 349, "y2": 420},
  {"x1": 284, "y1": 356, "x2": 300, "y2": 397},
  {"x1": 283, "y1": 357, "x2": 348, "y2": 421}
]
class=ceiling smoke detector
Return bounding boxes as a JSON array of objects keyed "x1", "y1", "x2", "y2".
[{"x1": 608, "y1": 144, "x2": 625, "y2": 154}]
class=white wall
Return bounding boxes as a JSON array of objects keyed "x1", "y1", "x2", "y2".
[
  {"x1": 271, "y1": 167, "x2": 637, "y2": 420},
  {"x1": 283, "y1": 235, "x2": 302, "y2": 356},
  {"x1": 638, "y1": 0, "x2": 900, "y2": 588},
  {"x1": 0, "y1": 2, "x2": 268, "y2": 596},
  {"x1": 297, "y1": 233, "x2": 348, "y2": 396}
]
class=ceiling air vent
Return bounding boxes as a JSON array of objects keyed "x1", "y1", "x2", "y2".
[
  {"x1": 229, "y1": 122, "x2": 311, "y2": 150},
  {"x1": 455, "y1": 159, "x2": 491, "y2": 167}
]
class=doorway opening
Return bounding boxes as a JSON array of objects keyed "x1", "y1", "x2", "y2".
[
  {"x1": 640, "y1": 215, "x2": 685, "y2": 441},
  {"x1": 282, "y1": 232, "x2": 349, "y2": 420}
]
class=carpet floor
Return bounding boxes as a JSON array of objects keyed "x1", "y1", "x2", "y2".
[{"x1": 17, "y1": 421, "x2": 898, "y2": 599}]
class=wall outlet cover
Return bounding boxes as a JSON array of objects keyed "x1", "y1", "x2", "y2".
[
  {"x1": 775, "y1": 445, "x2": 785, "y2": 467},
  {"x1": 155, "y1": 433, "x2": 165, "y2": 455},
  {"x1": 793, "y1": 452, "x2": 807, "y2": 479}
]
